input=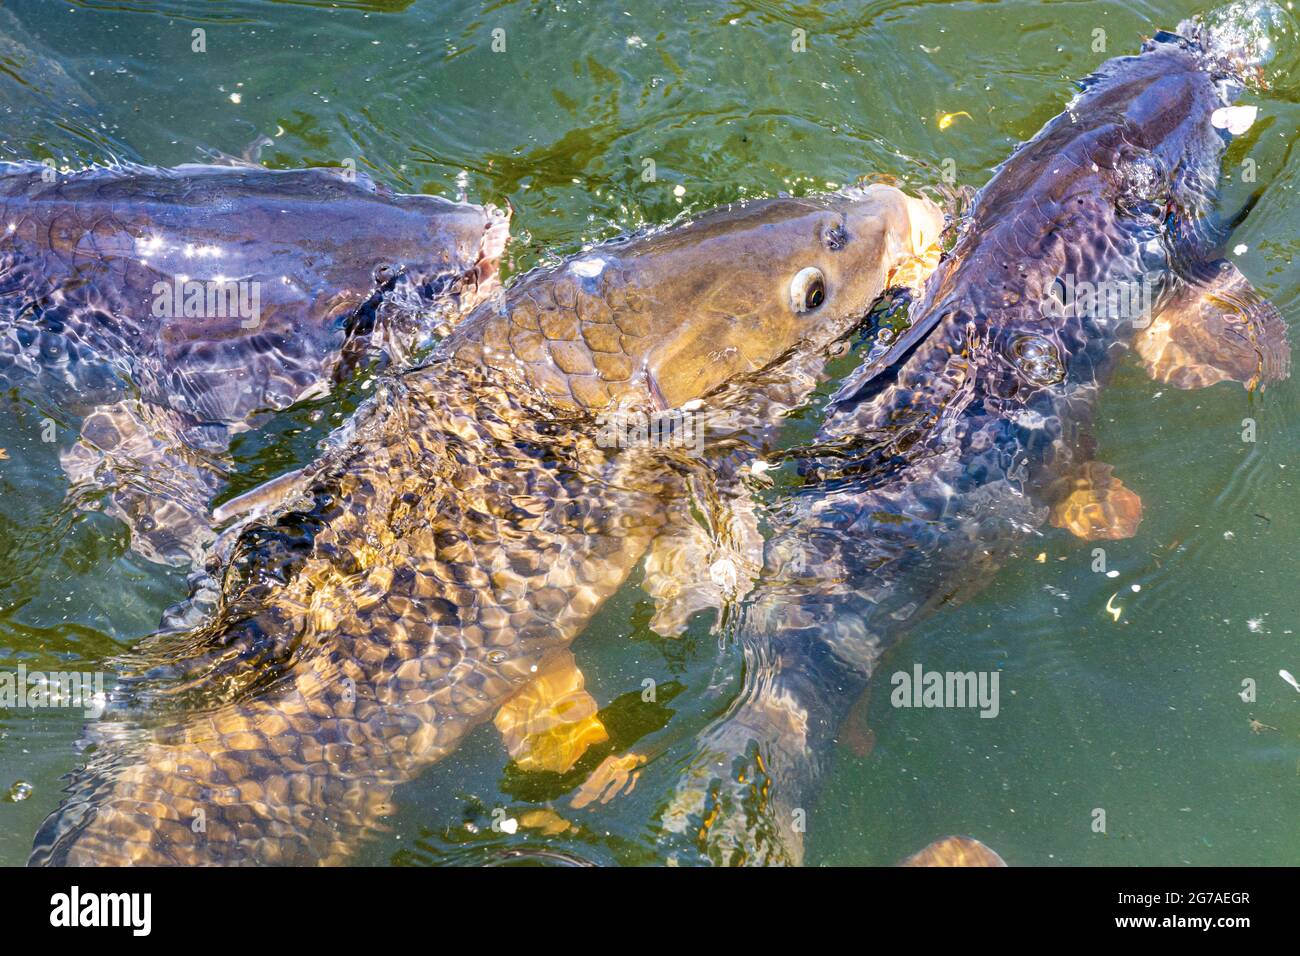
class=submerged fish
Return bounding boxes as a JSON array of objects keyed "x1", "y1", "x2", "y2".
[
  {"x1": 655, "y1": 17, "x2": 1291, "y2": 865},
  {"x1": 30, "y1": 184, "x2": 943, "y2": 865},
  {"x1": 0, "y1": 161, "x2": 509, "y2": 565}
]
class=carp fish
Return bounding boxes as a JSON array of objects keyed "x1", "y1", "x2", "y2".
[
  {"x1": 0, "y1": 161, "x2": 509, "y2": 565},
  {"x1": 30, "y1": 184, "x2": 943, "y2": 865},
  {"x1": 654, "y1": 15, "x2": 1291, "y2": 865}
]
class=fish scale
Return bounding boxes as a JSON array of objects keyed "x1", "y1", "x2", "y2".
[
  {"x1": 452, "y1": 265, "x2": 647, "y2": 410},
  {"x1": 30, "y1": 185, "x2": 944, "y2": 865},
  {"x1": 656, "y1": 22, "x2": 1292, "y2": 866},
  {"x1": 0, "y1": 161, "x2": 510, "y2": 566}
]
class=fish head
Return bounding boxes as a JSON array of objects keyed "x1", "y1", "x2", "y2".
[
  {"x1": 126, "y1": 167, "x2": 512, "y2": 420},
  {"x1": 124, "y1": 167, "x2": 507, "y2": 339},
  {"x1": 980, "y1": 20, "x2": 1282, "y2": 385},
  {"x1": 323, "y1": 186, "x2": 511, "y2": 359},
  {"x1": 1080, "y1": 8, "x2": 1284, "y2": 221},
  {"x1": 629, "y1": 184, "x2": 943, "y2": 408},
  {"x1": 372, "y1": 195, "x2": 511, "y2": 316},
  {"x1": 101, "y1": 164, "x2": 509, "y2": 410}
]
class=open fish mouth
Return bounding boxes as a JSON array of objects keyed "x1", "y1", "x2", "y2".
[
  {"x1": 456, "y1": 201, "x2": 511, "y2": 311},
  {"x1": 391, "y1": 202, "x2": 511, "y2": 317},
  {"x1": 365, "y1": 201, "x2": 512, "y2": 358},
  {"x1": 1182, "y1": 0, "x2": 1292, "y2": 78}
]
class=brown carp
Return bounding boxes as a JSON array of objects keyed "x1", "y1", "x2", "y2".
[
  {"x1": 0, "y1": 161, "x2": 509, "y2": 565},
  {"x1": 655, "y1": 16, "x2": 1291, "y2": 865},
  {"x1": 30, "y1": 184, "x2": 943, "y2": 865}
]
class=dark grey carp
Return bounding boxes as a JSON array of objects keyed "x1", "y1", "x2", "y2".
[
  {"x1": 0, "y1": 162, "x2": 509, "y2": 564},
  {"x1": 657, "y1": 17, "x2": 1291, "y2": 865}
]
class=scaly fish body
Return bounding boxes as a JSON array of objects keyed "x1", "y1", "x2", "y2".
[
  {"x1": 31, "y1": 185, "x2": 943, "y2": 865},
  {"x1": 0, "y1": 161, "x2": 509, "y2": 564},
  {"x1": 659, "y1": 20, "x2": 1290, "y2": 865}
]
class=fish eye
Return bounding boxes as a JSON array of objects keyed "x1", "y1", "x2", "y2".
[{"x1": 790, "y1": 267, "x2": 826, "y2": 313}]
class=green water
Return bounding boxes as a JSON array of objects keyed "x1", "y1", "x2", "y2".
[{"x1": 1, "y1": 0, "x2": 1298, "y2": 866}]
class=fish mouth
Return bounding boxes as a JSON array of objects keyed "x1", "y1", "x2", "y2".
[
  {"x1": 349, "y1": 202, "x2": 511, "y2": 362},
  {"x1": 902, "y1": 192, "x2": 946, "y2": 258},
  {"x1": 455, "y1": 200, "x2": 511, "y2": 311},
  {"x1": 1169, "y1": 1, "x2": 1290, "y2": 84}
]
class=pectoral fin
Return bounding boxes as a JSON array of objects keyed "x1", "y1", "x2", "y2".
[
  {"x1": 570, "y1": 753, "x2": 646, "y2": 809},
  {"x1": 212, "y1": 465, "x2": 308, "y2": 525},
  {"x1": 899, "y1": 836, "x2": 1007, "y2": 866},
  {"x1": 1048, "y1": 461, "x2": 1143, "y2": 541},
  {"x1": 1137, "y1": 260, "x2": 1290, "y2": 391},
  {"x1": 493, "y1": 650, "x2": 609, "y2": 774}
]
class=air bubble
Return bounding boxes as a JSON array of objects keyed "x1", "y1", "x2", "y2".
[
  {"x1": 4, "y1": 781, "x2": 32, "y2": 802},
  {"x1": 1009, "y1": 334, "x2": 1065, "y2": 386}
]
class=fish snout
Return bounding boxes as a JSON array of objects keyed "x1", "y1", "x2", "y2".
[
  {"x1": 901, "y1": 191, "x2": 946, "y2": 259},
  {"x1": 456, "y1": 201, "x2": 511, "y2": 312},
  {"x1": 401, "y1": 201, "x2": 511, "y2": 322},
  {"x1": 843, "y1": 183, "x2": 946, "y2": 262}
]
